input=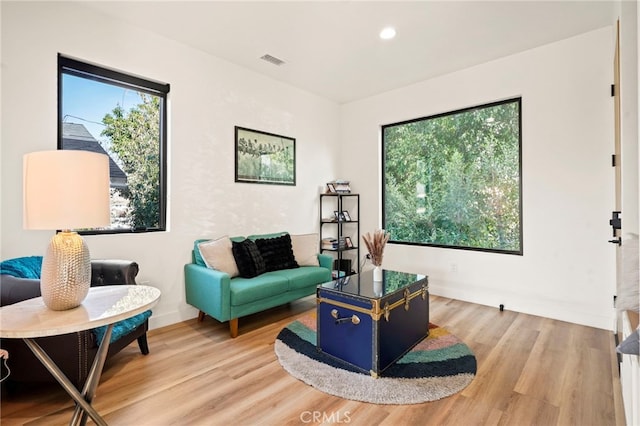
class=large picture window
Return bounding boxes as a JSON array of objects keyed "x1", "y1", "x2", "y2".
[
  {"x1": 382, "y1": 98, "x2": 522, "y2": 254},
  {"x1": 58, "y1": 55, "x2": 169, "y2": 234}
]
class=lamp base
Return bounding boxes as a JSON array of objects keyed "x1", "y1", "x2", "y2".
[{"x1": 40, "y1": 231, "x2": 91, "y2": 310}]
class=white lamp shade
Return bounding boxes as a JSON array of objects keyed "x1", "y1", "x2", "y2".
[{"x1": 23, "y1": 150, "x2": 111, "y2": 230}]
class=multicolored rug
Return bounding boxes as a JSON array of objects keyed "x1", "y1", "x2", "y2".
[{"x1": 274, "y1": 313, "x2": 476, "y2": 404}]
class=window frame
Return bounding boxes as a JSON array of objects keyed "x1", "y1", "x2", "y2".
[
  {"x1": 381, "y1": 97, "x2": 523, "y2": 255},
  {"x1": 57, "y1": 54, "x2": 169, "y2": 235}
]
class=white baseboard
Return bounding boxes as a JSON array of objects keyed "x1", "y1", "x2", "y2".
[
  {"x1": 148, "y1": 307, "x2": 199, "y2": 330},
  {"x1": 429, "y1": 281, "x2": 614, "y2": 331}
]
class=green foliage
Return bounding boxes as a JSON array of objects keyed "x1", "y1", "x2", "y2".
[
  {"x1": 384, "y1": 100, "x2": 521, "y2": 252},
  {"x1": 102, "y1": 94, "x2": 161, "y2": 229},
  {"x1": 237, "y1": 135, "x2": 294, "y2": 183}
]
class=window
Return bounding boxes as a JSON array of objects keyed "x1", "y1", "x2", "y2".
[
  {"x1": 58, "y1": 55, "x2": 169, "y2": 234},
  {"x1": 382, "y1": 98, "x2": 522, "y2": 255}
]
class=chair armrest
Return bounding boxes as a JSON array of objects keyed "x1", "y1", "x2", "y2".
[
  {"x1": 0, "y1": 274, "x2": 41, "y2": 306},
  {"x1": 91, "y1": 260, "x2": 139, "y2": 287},
  {"x1": 318, "y1": 254, "x2": 333, "y2": 271},
  {"x1": 184, "y1": 263, "x2": 231, "y2": 322}
]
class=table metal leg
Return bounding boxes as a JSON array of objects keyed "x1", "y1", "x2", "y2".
[
  {"x1": 71, "y1": 324, "x2": 113, "y2": 426},
  {"x1": 23, "y1": 325, "x2": 113, "y2": 426}
]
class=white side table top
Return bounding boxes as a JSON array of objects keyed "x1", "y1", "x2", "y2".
[{"x1": 0, "y1": 285, "x2": 161, "y2": 338}]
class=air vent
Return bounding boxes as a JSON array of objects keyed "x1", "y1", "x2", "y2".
[{"x1": 260, "y1": 54, "x2": 285, "y2": 66}]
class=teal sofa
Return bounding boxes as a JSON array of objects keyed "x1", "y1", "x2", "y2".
[{"x1": 184, "y1": 233, "x2": 332, "y2": 337}]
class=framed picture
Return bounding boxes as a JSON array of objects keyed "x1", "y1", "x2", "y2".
[
  {"x1": 333, "y1": 211, "x2": 340, "y2": 221},
  {"x1": 342, "y1": 211, "x2": 352, "y2": 221},
  {"x1": 345, "y1": 237, "x2": 354, "y2": 248},
  {"x1": 326, "y1": 183, "x2": 336, "y2": 193},
  {"x1": 235, "y1": 126, "x2": 296, "y2": 185}
]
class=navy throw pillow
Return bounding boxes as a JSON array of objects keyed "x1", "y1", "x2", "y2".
[
  {"x1": 255, "y1": 234, "x2": 299, "y2": 272},
  {"x1": 232, "y1": 239, "x2": 266, "y2": 278}
]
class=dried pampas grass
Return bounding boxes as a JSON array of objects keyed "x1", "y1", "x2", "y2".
[{"x1": 362, "y1": 230, "x2": 390, "y2": 267}]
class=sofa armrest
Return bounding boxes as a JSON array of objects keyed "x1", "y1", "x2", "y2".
[
  {"x1": 91, "y1": 259, "x2": 139, "y2": 287},
  {"x1": 184, "y1": 263, "x2": 232, "y2": 322},
  {"x1": 0, "y1": 274, "x2": 41, "y2": 306},
  {"x1": 317, "y1": 253, "x2": 333, "y2": 271}
]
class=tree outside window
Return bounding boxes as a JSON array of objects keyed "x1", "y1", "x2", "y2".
[
  {"x1": 58, "y1": 55, "x2": 169, "y2": 234},
  {"x1": 382, "y1": 98, "x2": 522, "y2": 255}
]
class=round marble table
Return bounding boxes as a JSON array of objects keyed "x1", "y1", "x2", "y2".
[{"x1": 0, "y1": 285, "x2": 161, "y2": 425}]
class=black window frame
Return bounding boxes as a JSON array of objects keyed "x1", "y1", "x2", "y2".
[
  {"x1": 381, "y1": 97, "x2": 523, "y2": 255},
  {"x1": 57, "y1": 54, "x2": 170, "y2": 235}
]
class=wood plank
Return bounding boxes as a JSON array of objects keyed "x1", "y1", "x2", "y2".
[{"x1": 0, "y1": 295, "x2": 622, "y2": 425}]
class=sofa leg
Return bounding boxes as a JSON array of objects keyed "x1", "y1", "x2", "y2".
[
  {"x1": 229, "y1": 318, "x2": 239, "y2": 338},
  {"x1": 137, "y1": 334, "x2": 150, "y2": 355},
  {"x1": 198, "y1": 311, "x2": 205, "y2": 322}
]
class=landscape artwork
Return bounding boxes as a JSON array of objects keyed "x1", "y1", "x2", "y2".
[{"x1": 235, "y1": 126, "x2": 296, "y2": 186}]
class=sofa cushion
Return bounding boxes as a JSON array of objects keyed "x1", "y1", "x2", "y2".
[
  {"x1": 0, "y1": 274, "x2": 41, "y2": 306},
  {"x1": 232, "y1": 239, "x2": 266, "y2": 278},
  {"x1": 193, "y1": 239, "x2": 210, "y2": 266},
  {"x1": 198, "y1": 236, "x2": 239, "y2": 278},
  {"x1": 291, "y1": 233, "x2": 320, "y2": 267},
  {"x1": 230, "y1": 273, "x2": 289, "y2": 306},
  {"x1": 272, "y1": 266, "x2": 332, "y2": 290},
  {"x1": 254, "y1": 234, "x2": 299, "y2": 272}
]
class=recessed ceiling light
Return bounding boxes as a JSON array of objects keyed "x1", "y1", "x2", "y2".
[{"x1": 379, "y1": 27, "x2": 396, "y2": 40}]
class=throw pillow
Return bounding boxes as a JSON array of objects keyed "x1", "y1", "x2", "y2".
[
  {"x1": 617, "y1": 327, "x2": 639, "y2": 356},
  {"x1": 291, "y1": 233, "x2": 320, "y2": 267},
  {"x1": 232, "y1": 239, "x2": 266, "y2": 278},
  {"x1": 198, "y1": 236, "x2": 239, "y2": 278},
  {"x1": 255, "y1": 234, "x2": 299, "y2": 272}
]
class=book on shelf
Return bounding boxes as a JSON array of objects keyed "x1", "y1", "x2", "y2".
[
  {"x1": 326, "y1": 180, "x2": 351, "y2": 193},
  {"x1": 321, "y1": 237, "x2": 349, "y2": 250},
  {"x1": 322, "y1": 238, "x2": 338, "y2": 249}
]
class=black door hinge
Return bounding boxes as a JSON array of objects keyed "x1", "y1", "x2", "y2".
[
  {"x1": 611, "y1": 84, "x2": 615, "y2": 97},
  {"x1": 612, "y1": 154, "x2": 617, "y2": 167}
]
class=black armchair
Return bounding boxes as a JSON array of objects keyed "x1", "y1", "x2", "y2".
[{"x1": 0, "y1": 259, "x2": 149, "y2": 387}]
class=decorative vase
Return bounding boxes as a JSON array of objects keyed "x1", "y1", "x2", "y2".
[
  {"x1": 40, "y1": 231, "x2": 91, "y2": 310},
  {"x1": 373, "y1": 265, "x2": 383, "y2": 282},
  {"x1": 373, "y1": 279, "x2": 383, "y2": 297}
]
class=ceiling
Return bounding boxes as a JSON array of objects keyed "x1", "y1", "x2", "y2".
[{"x1": 82, "y1": 1, "x2": 616, "y2": 104}]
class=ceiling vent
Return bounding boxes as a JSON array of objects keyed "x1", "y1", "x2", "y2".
[{"x1": 260, "y1": 54, "x2": 285, "y2": 66}]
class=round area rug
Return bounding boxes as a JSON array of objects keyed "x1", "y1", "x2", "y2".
[{"x1": 274, "y1": 313, "x2": 476, "y2": 405}]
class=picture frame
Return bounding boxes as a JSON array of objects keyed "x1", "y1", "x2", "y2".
[
  {"x1": 333, "y1": 211, "x2": 340, "y2": 221},
  {"x1": 345, "y1": 237, "x2": 354, "y2": 248},
  {"x1": 235, "y1": 126, "x2": 296, "y2": 185},
  {"x1": 342, "y1": 211, "x2": 352, "y2": 221},
  {"x1": 326, "y1": 183, "x2": 337, "y2": 193}
]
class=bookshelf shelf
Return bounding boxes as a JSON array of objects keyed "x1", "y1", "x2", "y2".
[{"x1": 319, "y1": 193, "x2": 360, "y2": 277}]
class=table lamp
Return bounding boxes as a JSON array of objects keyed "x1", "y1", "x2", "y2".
[{"x1": 23, "y1": 150, "x2": 110, "y2": 310}]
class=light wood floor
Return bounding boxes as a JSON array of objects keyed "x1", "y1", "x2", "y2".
[{"x1": 1, "y1": 295, "x2": 626, "y2": 426}]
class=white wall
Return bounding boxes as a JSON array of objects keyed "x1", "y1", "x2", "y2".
[
  {"x1": 1, "y1": 2, "x2": 340, "y2": 328},
  {"x1": 0, "y1": 3, "x2": 623, "y2": 332},
  {"x1": 341, "y1": 27, "x2": 617, "y2": 330}
]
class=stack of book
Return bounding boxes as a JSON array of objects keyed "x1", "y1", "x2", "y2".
[
  {"x1": 322, "y1": 238, "x2": 338, "y2": 250},
  {"x1": 334, "y1": 180, "x2": 351, "y2": 193}
]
